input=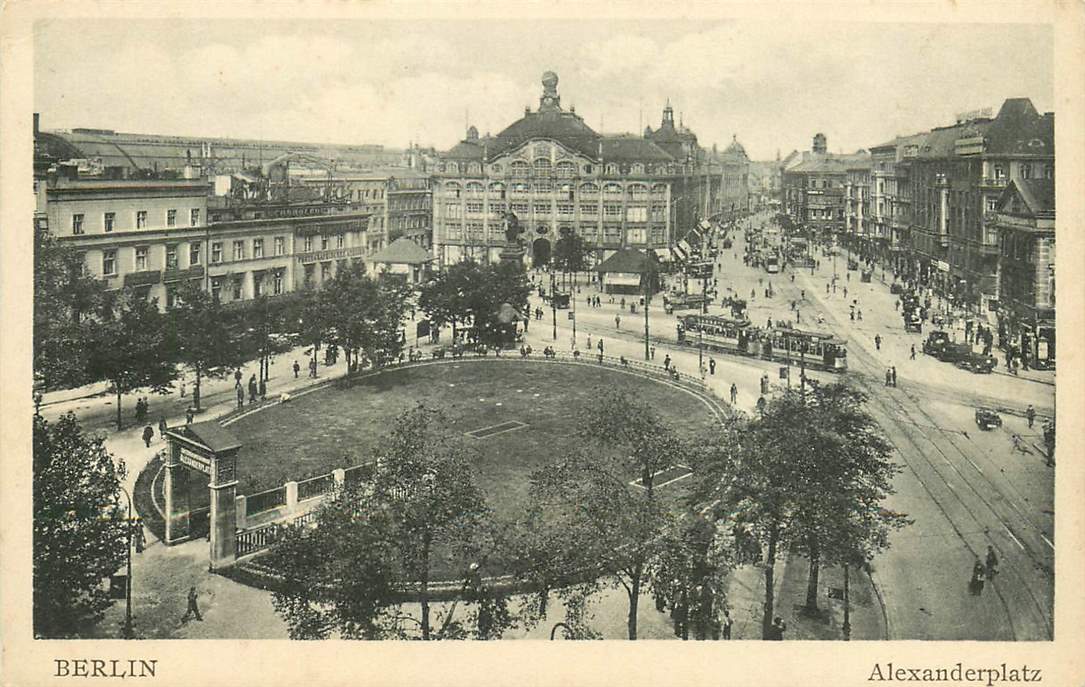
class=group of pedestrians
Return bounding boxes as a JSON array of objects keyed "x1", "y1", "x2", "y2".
[{"x1": 969, "y1": 546, "x2": 999, "y2": 596}]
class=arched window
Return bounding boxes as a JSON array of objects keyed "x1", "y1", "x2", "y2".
[
  {"x1": 533, "y1": 158, "x2": 552, "y2": 176},
  {"x1": 511, "y1": 182, "x2": 530, "y2": 195},
  {"x1": 629, "y1": 184, "x2": 649, "y2": 199},
  {"x1": 582, "y1": 163, "x2": 594, "y2": 174},
  {"x1": 630, "y1": 163, "x2": 645, "y2": 175},
  {"x1": 489, "y1": 181, "x2": 506, "y2": 195},
  {"x1": 580, "y1": 182, "x2": 599, "y2": 196},
  {"x1": 603, "y1": 183, "x2": 623, "y2": 199},
  {"x1": 447, "y1": 162, "x2": 459, "y2": 174},
  {"x1": 555, "y1": 161, "x2": 576, "y2": 178},
  {"x1": 605, "y1": 164, "x2": 620, "y2": 176},
  {"x1": 651, "y1": 183, "x2": 668, "y2": 196},
  {"x1": 468, "y1": 163, "x2": 482, "y2": 175},
  {"x1": 510, "y1": 160, "x2": 530, "y2": 177},
  {"x1": 444, "y1": 182, "x2": 462, "y2": 199},
  {"x1": 465, "y1": 181, "x2": 485, "y2": 196}
]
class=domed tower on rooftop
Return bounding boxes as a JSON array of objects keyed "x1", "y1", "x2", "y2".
[
  {"x1": 539, "y1": 71, "x2": 561, "y2": 112},
  {"x1": 813, "y1": 133, "x2": 827, "y2": 154}
]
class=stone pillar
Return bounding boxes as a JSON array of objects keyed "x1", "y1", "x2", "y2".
[
  {"x1": 163, "y1": 441, "x2": 191, "y2": 545},
  {"x1": 208, "y1": 450, "x2": 239, "y2": 570},
  {"x1": 285, "y1": 481, "x2": 299, "y2": 515},
  {"x1": 235, "y1": 495, "x2": 248, "y2": 530}
]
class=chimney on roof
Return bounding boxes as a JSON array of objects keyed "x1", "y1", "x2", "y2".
[{"x1": 33, "y1": 112, "x2": 40, "y2": 135}]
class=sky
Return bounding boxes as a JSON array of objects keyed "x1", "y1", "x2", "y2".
[{"x1": 33, "y1": 18, "x2": 1053, "y2": 161}]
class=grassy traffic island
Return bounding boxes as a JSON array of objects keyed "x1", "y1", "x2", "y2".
[{"x1": 135, "y1": 358, "x2": 723, "y2": 584}]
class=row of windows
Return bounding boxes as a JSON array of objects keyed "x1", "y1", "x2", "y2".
[
  {"x1": 443, "y1": 222, "x2": 667, "y2": 243},
  {"x1": 449, "y1": 202, "x2": 667, "y2": 220},
  {"x1": 98, "y1": 234, "x2": 292, "y2": 277},
  {"x1": 72, "y1": 208, "x2": 201, "y2": 235},
  {"x1": 445, "y1": 181, "x2": 667, "y2": 198},
  {"x1": 440, "y1": 159, "x2": 685, "y2": 177}
]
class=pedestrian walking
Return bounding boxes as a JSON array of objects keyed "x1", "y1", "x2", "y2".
[
  {"x1": 185, "y1": 407, "x2": 195, "y2": 424},
  {"x1": 236, "y1": 385, "x2": 244, "y2": 409},
  {"x1": 985, "y1": 546, "x2": 999, "y2": 578},
  {"x1": 259, "y1": 378, "x2": 267, "y2": 401},
  {"x1": 885, "y1": 368, "x2": 892, "y2": 387},
  {"x1": 875, "y1": 334, "x2": 881, "y2": 351},
  {"x1": 800, "y1": 289, "x2": 805, "y2": 300},
  {"x1": 587, "y1": 334, "x2": 593, "y2": 351},
  {"x1": 180, "y1": 382, "x2": 186, "y2": 398},
  {"x1": 663, "y1": 354, "x2": 671, "y2": 370},
  {"x1": 158, "y1": 416, "x2": 167, "y2": 440},
  {"x1": 133, "y1": 519, "x2": 145, "y2": 553},
  {"x1": 140, "y1": 424, "x2": 153, "y2": 447},
  {"x1": 1026, "y1": 405, "x2": 1036, "y2": 429},
  {"x1": 293, "y1": 360, "x2": 300, "y2": 378},
  {"x1": 910, "y1": 344, "x2": 916, "y2": 360},
  {"x1": 709, "y1": 358, "x2": 716, "y2": 375},
  {"x1": 826, "y1": 283, "x2": 830, "y2": 295},
  {"x1": 650, "y1": 345, "x2": 656, "y2": 360},
  {"x1": 597, "y1": 339, "x2": 604, "y2": 355},
  {"x1": 843, "y1": 286, "x2": 848, "y2": 299},
  {"x1": 850, "y1": 310, "x2": 855, "y2": 321},
  {"x1": 891, "y1": 366, "x2": 897, "y2": 387},
  {"x1": 234, "y1": 369, "x2": 242, "y2": 385},
  {"x1": 180, "y1": 586, "x2": 203, "y2": 623},
  {"x1": 309, "y1": 358, "x2": 318, "y2": 378},
  {"x1": 970, "y1": 560, "x2": 986, "y2": 596},
  {"x1": 730, "y1": 383, "x2": 738, "y2": 404},
  {"x1": 248, "y1": 375, "x2": 258, "y2": 404},
  {"x1": 615, "y1": 314, "x2": 621, "y2": 330},
  {"x1": 721, "y1": 610, "x2": 733, "y2": 640},
  {"x1": 768, "y1": 617, "x2": 786, "y2": 640},
  {"x1": 857, "y1": 309, "x2": 863, "y2": 321}
]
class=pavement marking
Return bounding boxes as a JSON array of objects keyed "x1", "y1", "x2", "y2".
[
  {"x1": 1004, "y1": 526, "x2": 1025, "y2": 550},
  {"x1": 965, "y1": 458, "x2": 984, "y2": 475},
  {"x1": 466, "y1": 420, "x2": 528, "y2": 439},
  {"x1": 1040, "y1": 533, "x2": 1054, "y2": 550}
]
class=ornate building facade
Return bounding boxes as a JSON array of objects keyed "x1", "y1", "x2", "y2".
[{"x1": 431, "y1": 73, "x2": 739, "y2": 267}]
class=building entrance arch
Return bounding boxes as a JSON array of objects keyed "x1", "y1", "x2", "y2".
[
  {"x1": 163, "y1": 421, "x2": 242, "y2": 570},
  {"x1": 532, "y1": 238, "x2": 552, "y2": 268}
]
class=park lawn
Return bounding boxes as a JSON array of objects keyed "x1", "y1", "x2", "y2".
[{"x1": 225, "y1": 359, "x2": 719, "y2": 522}]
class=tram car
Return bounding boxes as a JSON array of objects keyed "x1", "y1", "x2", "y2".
[{"x1": 675, "y1": 316, "x2": 848, "y2": 372}]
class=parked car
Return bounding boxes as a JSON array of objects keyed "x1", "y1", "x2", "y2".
[
  {"x1": 922, "y1": 330, "x2": 951, "y2": 356},
  {"x1": 889, "y1": 282, "x2": 904, "y2": 295},
  {"x1": 904, "y1": 312, "x2": 922, "y2": 333},
  {"x1": 955, "y1": 352, "x2": 997, "y2": 373},
  {"x1": 975, "y1": 407, "x2": 1002, "y2": 430},
  {"x1": 936, "y1": 342, "x2": 973, "y2": 364}
]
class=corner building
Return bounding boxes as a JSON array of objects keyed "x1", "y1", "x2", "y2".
[{"x1": 432, "y1": 73, "x2": 736, "y2": 267}]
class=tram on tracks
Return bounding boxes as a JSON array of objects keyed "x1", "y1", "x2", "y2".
[{"x1": 675, "y1": 314, "x2": 848, "y2": 372}]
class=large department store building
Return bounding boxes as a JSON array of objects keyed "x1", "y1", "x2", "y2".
[{"x1": 431, "y1": 72, "x2": 747, "y2": 267}]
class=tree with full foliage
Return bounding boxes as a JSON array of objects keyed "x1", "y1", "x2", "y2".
[
  {"x1": 302, "y1": 263, "x2": 411, "y2": 372},
  {"x1": 33, "y1": 413, "x2": 129, "y2": 638},
  {"x1": 552, "y1": 230, "x2": 592, "y2": 290},
  {"x1": 267, "y1": 406, "x2": 508, "y2": 640},
  {"x1": 84, "y1": 291, "x2": 178, "y2": 430},
  {"x1": 33, "y1": 227, "x2": 107, "y2": 390},
  {"x1": 690, "y1": 383, "x2": 905, "y2": 637},
  {"x1": 578, "y1": 389, "x2": 686, "y2": 498},
  {"x1": 418, "y1": 259, "x2": 530, "y2": 349},
  {"x1": 520, "y1": 448, "x2": 672, "y2": 640},
  {"x1": 166, "y1": 281, "x2": 242, "y2": 411},
  {"x1": 770, "y1": 385, "x2": 906, "y2": 614}
]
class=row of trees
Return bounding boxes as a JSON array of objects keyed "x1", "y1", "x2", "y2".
[
  {"x1": 417, "y1": 259, "x2": 530, "y2": 348},
  {"x1": 267, "y1": 382, "x2": 905, "y2": 641},
  {"x1": 34, "y1": 227, "x2": 414, "y2": 429}
]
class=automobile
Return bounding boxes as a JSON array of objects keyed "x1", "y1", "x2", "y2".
[
  {"x1": 904, "y1": 313, "x2": 922, "y2": 333},
  {"x1": 722, "y1": 239, "x2": 733, "y2": 249},
  {"x1": 847, "y1": 259, "x2": 859, "y2": 271},
  {"x1": 955, "y1": 352, "x2": 997, "y2": 373},
  {"x1": 889, "y1": 283, "x2": 904, "y2": 295},
  {"x1": 975, "y1": 407, "x2": 1002, "y2": 430},
  {"x1": 936, "y1": 342, "x2": 973, "y2": 364},
  {"x1": 860, "y1": 269, "x2": 872, "y2": 283},
  {"x1": 922, "y1": 330, "x2": 951, "y2": 356},
  {"x1": 548, "y1": 292, "x2": 571, "y2": 309}
]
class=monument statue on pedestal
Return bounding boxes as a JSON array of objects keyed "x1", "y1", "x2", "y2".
[{"x1": 499, "y1": 211, "x2": 525, "y2": 266}]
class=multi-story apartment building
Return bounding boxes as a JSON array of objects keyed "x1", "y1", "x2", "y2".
[
  {"x1": 993, "y1": 179, "x2": 1055, "y2": 368},
  {"x1": 843, "y1": 158, "x2": 872, "y2": 257},
  {"x1": 714, "y1": 136, "x2": 751, "y2": 218},
  {"x1": 40, "y1": 168, "x2": 212, "y2": 308},
  {"x1": 907, "y1": 98, "x2": 1053, "y2": 312},
  {"x1": 431, "y1": 72, "x2": 730, "y2": 267},
  {"x1": 867, "y1": 133, "x2": 926, "y2": 273},
  {"x1": 782, "y1": 134, "x2": 870, "y2": 242}
]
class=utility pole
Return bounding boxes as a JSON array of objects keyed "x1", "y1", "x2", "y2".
[
  {"x1": 643, "y1": 263, "x2": 651, "y2": 361},
  {"x1": 551, "y1": 270, "x2": 557, "y2": 341}
]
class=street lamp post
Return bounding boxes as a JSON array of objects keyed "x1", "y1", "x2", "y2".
[
  {"x1": 842, "y1": 562, "x2": 851, "y2": 641},
  {"x1": 118, "y1": 485, "x2": 135, "y2": 639}
]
